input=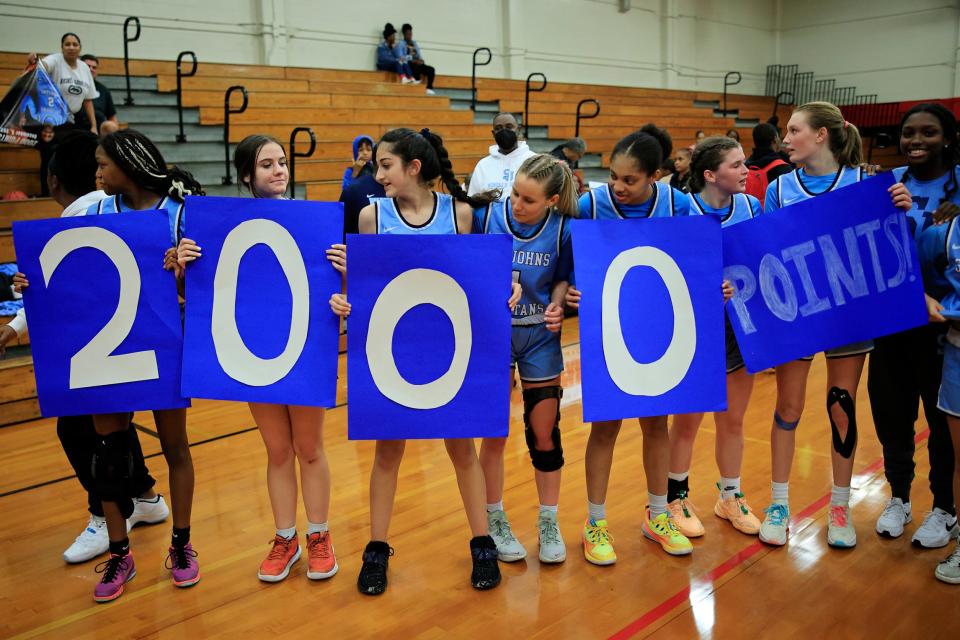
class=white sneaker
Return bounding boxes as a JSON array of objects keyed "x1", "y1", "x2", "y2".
[
  {"x1": 759, "y1": 503, "x2": 789, "y2": 546},
  {"x1": 425, "y1": 88, "x2": 436, "y2": 96},
  {"x1": 827, "y1": 504, "x2": 857, "y2": 548},
  {"x1": 127, "y1": 495, "x2": 170, "y2": 532},
  {"x1": 876, "y1": 498, "x2": 912, "y2": 538},
  {"x1": 63, "y1": 515, "x2": 108, "y2": 563},
  {"x1": 487, "y1": 510, "x2": 527, "y2": 562},
  {"x1": 400, "y1": 76, "x2": 413, "y2": 85},
  {"x1": 935, "y1": 544, "x2": 960, "y2": 584},
  {"x1": 411, "y1": 78, "x2": 421, "y2": 85},
  {"x1": 537, "y1": 510, "x2": 566, "y2": 563},
  {"x1": 911, "y1": 508, "x2": 960, "y2": 549}
]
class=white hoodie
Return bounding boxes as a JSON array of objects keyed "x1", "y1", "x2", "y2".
[{"x1": 468, "y1": 142, "x2": 536, "y2": 201}]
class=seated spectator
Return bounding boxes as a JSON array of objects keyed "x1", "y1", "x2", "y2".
[
  {"x1": 26, "y1": 33, "x2": 98, "y2": 135},
  {"x1": 399, "y1": 24, "x2": 436, "y2": 96},
  {"x1": 78, "y1": 54, "x2": 119, "y2": 137},
  {"x1": 726, "y1": 128, "x2": 741, "y2": 142},
  {"x1": 658, "y1": 157, "x2": 674, "y2": 184},
  {"x1": 377, "y1": 23, "x2": 417, "y2": 85},
  {"x1": 468, "y1": 112, "x2": 536, "y2": 200},
  {"x1": 342, "y1": 135, "x2": 374, "y2": 190},
  {"x1": 670, "y1": 147, "x2": 692, "y2": 193},
  {"x1": 550, "y1": 137, "x2": 587, "y2": 169},
  {"x1": 745, "y1": 122, "x2": 793, "y2": 184},
  {"x1": 695, "y1": 130, "x2": 706, "y2": 145}
]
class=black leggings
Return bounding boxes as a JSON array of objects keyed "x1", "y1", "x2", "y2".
[
  {"x1": 868, "y1": 324, "x2": 955, "y2": 512},
  {"x1": 56, "y1": 414, "x2": 156, "y2": 519},
  {"x1": 411, "y1": 63, "x2": 435, "y2": 89}
]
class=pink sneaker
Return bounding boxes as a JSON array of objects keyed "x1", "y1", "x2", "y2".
[
  {"x1": 165, "y1": 542, "x2": 201, "y2": 587},
  {"x1": 94, "y1": 553, "x2": 136, "y2": 603}
]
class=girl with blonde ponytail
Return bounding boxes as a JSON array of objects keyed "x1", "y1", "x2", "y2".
[
  {"x1": 474, "y1": 154, "x2": 577, "y2": 565},
  {"x1": 757, "y1": 102, "x2": 913, "y2": 550}
]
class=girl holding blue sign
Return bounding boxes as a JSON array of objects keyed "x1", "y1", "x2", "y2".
[
  {"x1": 870, "y1": 104, "x2": 959, "y2": 548},
  {"x1": 177, "y1": 134, "x2": 341, "y2": 584},
  {"x1": 329, "y1": 128, "x2": 517, "y2": 594},
  {"x1": 760, "y1": 102, "x2": 913, "y2": 549},
  {"x1": 668, "y1": 136, "x2": 764, "y2": 539},
  {"x1": 565, "y1": 124, "x2": 696, "y2": 564},
  {"x1": 474, "y1": 154, "x2": 577, "y2": 564}
]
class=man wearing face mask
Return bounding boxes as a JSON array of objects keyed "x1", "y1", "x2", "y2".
[{"x1": 468, "y1": 112, "x2": 536, "y2": 200}]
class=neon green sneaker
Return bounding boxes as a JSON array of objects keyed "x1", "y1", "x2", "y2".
[
  {"x1": 582, "y1": 518, "x2": 616, "y2": 565},
  {"x1": 642, "y1": 511, "x2": 693, "y2": 556}
]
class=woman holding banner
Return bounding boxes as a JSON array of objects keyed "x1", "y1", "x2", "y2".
[
  {"x1": 328, "y1": 127, "x2": 519, "y2": 595},
  {"x1": 177, "y1": 135, "x2": 341, "y2": 584},
  {"x1": 475, "y1": 154, "x2": 578, "y2": 564},
  {"x1": 668, "y1": 136, "x2": 764, "y2": 539},
  {"x1": 759, "y1": 102, "x2": 912, "y2": 549}
]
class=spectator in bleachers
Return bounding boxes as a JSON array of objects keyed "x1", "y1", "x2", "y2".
[
  {"x1": 695, "y1": 130, "x2": 706, "y2": 145},
  {"x1": 658, "y1": 157, "x2": 675, "y2": 184},
  {"x1": 726, "y1": 128, "x2": 741, "y2": 142},
  {"x1": 377, "y1": 23, "x2": 417, "y2": 85},
  {"x1": 342, "y1": 134, "x2": 375, "y2": 190},
  {"x1": 745, "y1": 122, "x2": 793, "y2": 184},
  {"x1": 78, "y1": 54, "x2": 119, "y2": 137},
  {"x1": 550, "y1": 137, "x2": 587, "y2": 169},
  {"x1": 468, "y1": 112, "x2": 535, "y2": 200},
  {"x1": 670, "y1": 147, "x2": 692, "y2": 193},
  {"x1": 339, "y1": 142, "x2": 386, "y2": 240},
  {"x1": 399, "y1": 24, "x2": 436, "y2": 96},
  {"x1": 26, "y1": 33, "x2": 98, "y2": 135}
]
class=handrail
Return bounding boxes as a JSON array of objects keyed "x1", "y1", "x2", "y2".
[
  {"x1": 575, "y1": 99, "x2": 600, "y2": 138},
  {"x1": 221, "y1": 86, "x2": 248, "y2": 185},
  {"x1": 523, "y1": 73, "x2": 548, "y2": 139},
  {"x1": 175, "y1": 51, "x2": 198, "y2": 143},
  {"x1": 288, "y1": 127, "x2": 317, "y2": 200},
  {"x1": 470, "y1": 47, "x2": 492, "y2": 111},
  {"x1": 772, "y1": 91, "x2": 794, "y2": 121},
  {"x1": 122, "y1": 17, "x2": 141, "y2": 106},
  {"x1": 722, "y1": 71, "x2": 742, "y2": 116}
]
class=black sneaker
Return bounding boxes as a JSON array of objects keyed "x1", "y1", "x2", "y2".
[
  {"x1": 357, "y1": 541, "x2": 393, "y2": 595},
  {"x1": 470, "y1": 536, "x2": 501, "y2": 590}
]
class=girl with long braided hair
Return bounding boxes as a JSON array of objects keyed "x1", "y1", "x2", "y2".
[{"x1": 328, "y1": 127, "x2": 518, "y2": 595}]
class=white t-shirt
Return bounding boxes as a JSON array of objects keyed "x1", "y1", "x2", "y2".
[{"x1": 41, "y1": 53, "x2": 99, "y2": 116}]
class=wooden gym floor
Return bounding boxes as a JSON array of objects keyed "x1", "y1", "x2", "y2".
[{"x1": 0, "y1": 318, "x2": 957, "y2": 639}]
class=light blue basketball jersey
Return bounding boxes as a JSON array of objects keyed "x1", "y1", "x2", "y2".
[
  {"x1": 476, "y1": 199, "x2": 572, "y2": 325},
  {"x1": 579, "y1": 182, "x2": 690, "y2": 220},
  {"x1": 892, "y1": 165, "x2": 960, "y2": 241},
  {"x1": 764, "y1": 166, "x2": 865, "y2": 212},
  {"x1": 919, "y1": 216, "x2": 960, "y2": 314},
  {"x1": 86, "y1": 194, "x2": 185, "y2": 245},
  {"x1": 687, "y1": 192, "x2": 761, "y2": 227},
  {"x1": 372, "y1": 192, "x2": 459, "y2": 235}
]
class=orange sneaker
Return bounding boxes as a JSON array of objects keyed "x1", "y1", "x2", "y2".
[
  {"x1": 714, "y1": 493, "x2": 761, "y2": 535},
  {"x1": 667, "y1": 492, "x2": 705, "y2": 538},
  {"x1": 306, "y1": 531, "x2": 339, "y2": 580},
  {"x1": 642, "y1": 511, "x2": 693, "y2": 556},
  {"x1": 258, "y1": 534, "x2": 301, "y2": 583}
]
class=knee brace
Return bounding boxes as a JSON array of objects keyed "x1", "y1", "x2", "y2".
[
  {"x1": 523, "y1": 386, "x2": 564, "y2": 472},
  {"x1": 774, "y1": 412, "x2": 800, "y2": 431},
  {"x1": 828, "y1": 387, "x2": 858, "y2": 459},
  {"x1": 91, "y1": 431, "x2": 134, "y2": 502}
]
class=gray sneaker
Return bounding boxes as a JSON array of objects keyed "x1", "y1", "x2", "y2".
[
  {"x1": 537, "y1": 510, "x2": 566, "y2": 563},
  {"x1": 487, "y1": 510, "x2": 526, "y2": 562},
  {"x1": 935, "y1": 544, "x2": 960, "y2": 584}
]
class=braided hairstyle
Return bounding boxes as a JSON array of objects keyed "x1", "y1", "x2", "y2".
[
  {"x1": 611, "y1": 123, "x2": 673, "y2": 176},
  {"x1": 379, "y1": 127, "x2": 498, "y2": 207},
  {"x1": 688, "y1": 136, "x2": 742, "y2": 194},
  {"x1": 100, "y1": 129, "x2": 204, "y2": 202},
  {"x1": 515, "y1": 153, "x2": 579, "y2": 216},
  {"x1": 899, "y1": 102, "x2": 959, "y2": 207}
]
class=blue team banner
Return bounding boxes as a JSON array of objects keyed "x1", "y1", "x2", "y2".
[
  {"x1": 181, "y1": 196, "x2": 343, "y2": 406},
  {"x1": 12, "y1": 212, "x2": 188, "y2": 416},
  {"x1": 723, "y1": 172, "x2": 928, "y2": 372},
  {"x1": 572, "y1": 216, "x2": 726, "y2": 422},
  {"x1": 347, "y1": 233, "x2": 512, "y2": 439}
]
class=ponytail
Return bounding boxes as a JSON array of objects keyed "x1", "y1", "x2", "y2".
[
  {"x1": 516, "y1": 154, "x2": 579, "y2": 216},
  {"x1": 688, "y1": 136, "x2": 741, "y2": 194},
  {"x1": 100, "y1": 129, "x2": 205, "y2": 202},
  {"x1": 794, "y1": 101, "x2": 863, "y2": 168},
  {"x1": 610, "y1": 123, "x2": 673, "y2": 176}
]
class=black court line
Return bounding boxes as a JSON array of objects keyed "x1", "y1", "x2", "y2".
[{"x1": 133, "y1": 423, "x2": 159, "y2": 438}]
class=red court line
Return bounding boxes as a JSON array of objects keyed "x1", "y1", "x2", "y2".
[{"x1": 609, "y1": 429, "x2": 931, "y2": 640}]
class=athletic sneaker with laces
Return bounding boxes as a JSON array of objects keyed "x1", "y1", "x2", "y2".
[
  {"x1": 306, "y1": 532, "x2": 338, "y2": 580},
  {"x1": 759, "y1": 503, "x2": 789, "y2": 546},
  {"x1": 641, "y1": 511, "x2": 693, "y2": 555},
  {"x1": 127, "y1": 495, "x2": 169, "y2": 530},
  {"x1": 64, "y1": 514, "x2": 109, "y2": 563},
  {"x1": 582, "y1": 518, "x2": 616, "y2": 565},
  {"x1": 667, "y1": 492, "x2": 705, "y2": 538},
  {"x1": 258, "y1": 534, "x2": 301, "y2": 582},
  {"x1": 357, "y1": 541, "x2": 393, "y2": 595},
  {"x1": 911, "y1": 508, "x2": 960, "y2": 549},
  {"x1": 469, "y1": 536, "x2": 501, "y2": 590},
  {"x1": 487, "y1": 509, "x2": 527, "y2": 562},
  {"x1": 875, "y1": 498, "x2": 912, "y2": 538},
  {"x1": 714, "y1": 493, "x2": 761, "y2": 535},
  {"x1": 93, "y1": 552, "x2": 136, "y2": 603},
  {"x1": 537, "y1": 510, "x2": 566, "y2": 563},
  {"x1": 166, "y1": 542, "x2": 200, "y2": 587},
  {"x1": 935, "y1": 544, "x2": 960, "y2": 584},
  {"x1": 827, "y1": 504, "x2": 857, "y2": 548}
]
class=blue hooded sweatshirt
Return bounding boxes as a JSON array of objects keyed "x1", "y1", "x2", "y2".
[{"x1": 342, "y1": 134, "x2": 375, "y2": 190}]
